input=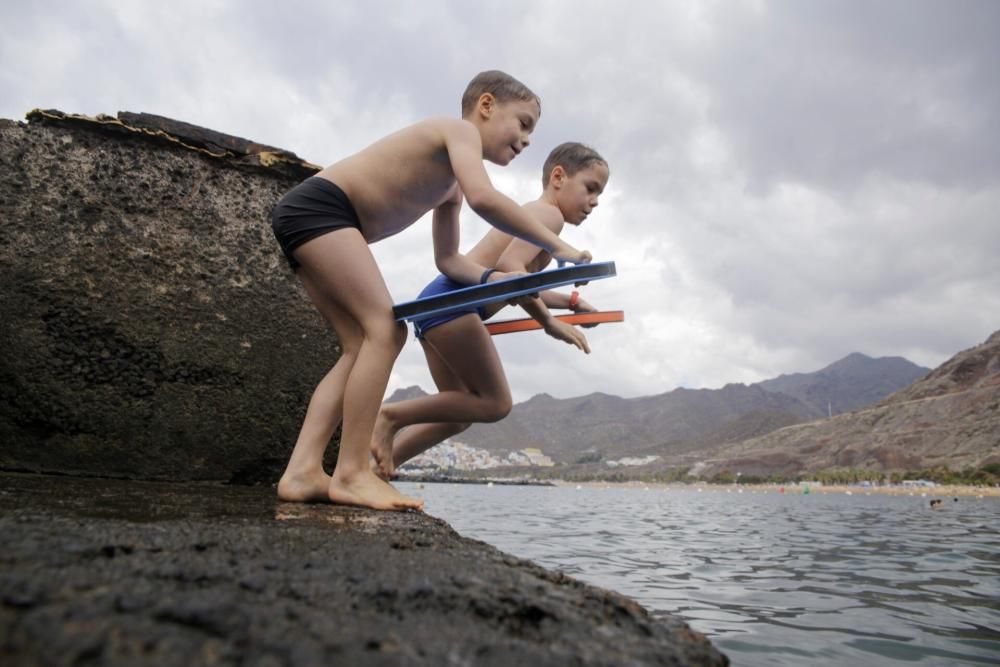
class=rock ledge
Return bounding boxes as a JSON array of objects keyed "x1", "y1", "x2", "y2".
[{"x1": 0, "y1": 473, "x2": 727, "y2": 666}]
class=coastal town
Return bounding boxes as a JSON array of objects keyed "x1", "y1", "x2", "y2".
[
  {"x1": 399, "y1": 441, "x2": 555, "y2": 472},
  {"x1": 397, "y1": 440, "x2": 667, "y2": 474}
]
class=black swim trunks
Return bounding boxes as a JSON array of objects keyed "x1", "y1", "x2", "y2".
[{"x1": 271, "y1": 176, "x2": 361, "y2": 271}]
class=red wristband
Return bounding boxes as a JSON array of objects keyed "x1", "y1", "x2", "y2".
[{"x1": 568, "y1": 290, "x2": 580, "y2": 309}]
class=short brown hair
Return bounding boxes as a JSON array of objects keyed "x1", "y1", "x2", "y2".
[
  {"x1": 461, "y1": 70, "x2": 540, "y2": 117},
  {"x1": 542, "y1": 142, "x2": 607, "y2": 188}
]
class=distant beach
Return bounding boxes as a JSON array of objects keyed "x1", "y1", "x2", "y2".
[{"x1": 550, "y1": 480, "x2": 1000, "y2": 497}]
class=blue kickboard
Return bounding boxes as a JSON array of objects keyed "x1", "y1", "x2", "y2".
[{"x1": 393, "y1": 261, "x2": 617, "y2": 322}]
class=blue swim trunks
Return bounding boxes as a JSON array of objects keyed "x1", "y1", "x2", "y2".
[{"x1": 412, "y1": 274, "x2": 487, "y2": 339}]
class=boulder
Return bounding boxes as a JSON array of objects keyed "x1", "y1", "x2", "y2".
[{"x1": 0, "y1": 110, "x2": 337, "y2": 482}]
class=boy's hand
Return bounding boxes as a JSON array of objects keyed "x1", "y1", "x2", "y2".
[
  {"x1": 486, "y1": 270, "x2": 536, "y2": 307},
  {"x1": 543, "y1": 319, "x2": 591, "y2": 354},
  {"x1": 571, "y1": 297, "x2": 596, "y2": 313},
  {"x1": 572, "y1": 298, "x2": 601, "y2": 328},
  {"x1": 552, "y1": 245, "x2": 592, "y2": 285},
  {"x1": 487, "y1": 270, "x2": 528, "y2": 283},
  {"x1": 552, "y1": 245, "x2": 592, "y2": 267},
  {"x1": 509, "y1": 293, "x2": 539, "y2": 308}
]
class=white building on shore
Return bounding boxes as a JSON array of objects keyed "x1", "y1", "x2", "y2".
[{"x1": 399, "y1": 440, "x2": 555, "y2": 472}]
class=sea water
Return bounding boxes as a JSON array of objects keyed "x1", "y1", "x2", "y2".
[{"x1": 399, "y1": 482, "x2": 1000, "y2": 666}]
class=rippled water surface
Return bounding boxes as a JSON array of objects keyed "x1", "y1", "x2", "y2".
[{"x1": 400, "y1": 483, "x2": 1000, "y2": 666}]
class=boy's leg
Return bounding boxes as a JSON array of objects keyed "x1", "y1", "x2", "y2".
[
  {"x1": 387, "y1": 339, "x2": 474, "y2": 470},
  {"x1": 277, "y1": 275, "x2": 361, "y2": 502},
  {"x1": 293, "y1": 228, "x2": 422, "y2": 511},
  {"x1": 374, "y1": 315, "x2": 512, "y2": 476}
]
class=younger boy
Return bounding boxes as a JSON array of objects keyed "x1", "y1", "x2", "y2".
[
  {"x1": 372, "y1": 143, "x2": 610, "y2": 478},
  {"x1": 271, "y1": 72, "x2": 590, "y2": 511}
]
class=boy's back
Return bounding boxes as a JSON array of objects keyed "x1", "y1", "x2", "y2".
[
  {"x1": 319, "y1": 93, "x2": 542, "y2": 245},
  {"x1": 318, "y1": 118, "x2": 470, "y2": 243}
]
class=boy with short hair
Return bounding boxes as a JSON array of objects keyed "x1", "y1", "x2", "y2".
[
  {"x1": 272, "y1": 71, "x2": 590, "y2": 511},
  {"x1": 372, "y1": 143, "x2": 610, "y2": 478}
]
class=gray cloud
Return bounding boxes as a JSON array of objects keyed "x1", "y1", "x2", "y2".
[
  {"x1": 2, "y1": 0, "x2": 997, "y2": 402},
  {"x1": 698, "y1": 0, "x2": 1000, "y2": 192}
]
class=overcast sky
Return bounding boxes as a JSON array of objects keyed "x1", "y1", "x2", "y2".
[{"x1": 3, "y1": 0, "x2": 998, "y2": 402}]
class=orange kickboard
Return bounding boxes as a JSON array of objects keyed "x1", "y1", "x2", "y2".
[{"x1": 485, "y1": 310, "x2": 625, "y2": 336}]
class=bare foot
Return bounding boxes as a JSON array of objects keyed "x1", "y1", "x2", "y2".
[
  {"x1": 370, "y1": 455, "x2": 391, "y2": 481},
  {"x1": 277, "y1": 469, "x2": 332, "y2": 503},
  {"x1": 370, "y1": 410, "x2": 399, "y2": 480},
  {"x1": 329, "y1": 469, "x2": 423, "y2": 511}
]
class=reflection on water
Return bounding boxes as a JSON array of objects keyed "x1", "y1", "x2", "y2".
[{"x1": 401, "y1": 483, "x2": 1000, "y2": 667}]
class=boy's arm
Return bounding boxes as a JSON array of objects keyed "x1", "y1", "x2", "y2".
[
  {"x1": 500, "y1": 246, "x2": 595, "y2": 311},
  {"x1": 444, "y1": 121, "x2": 591, "y2": 265},
  {"x1": 539, "y1": 290, "x2": 596, "y2": 313},
  {"x1": 493, "y1": 210, "x2": 590, "y2": 352},
  {"x1": 538, "y1": 290, "x2": 599, "y2": 328},
  {"x1": 494, "y1": 207, "x2": 563, "y2": 274},
  {"x1": 432, "y1": 193, "x2": 524, "y2": 285},
  {"x1": 518, "y1": 295, "x2": 591, "y2": 354}
]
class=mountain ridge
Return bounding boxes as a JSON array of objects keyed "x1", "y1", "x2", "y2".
[
  {"x1": 387, "y1": 352, "x2": 931, "y2": 463},
  {"x1": 700, "y1": 331, "x2": 1000, "y2": 476}
]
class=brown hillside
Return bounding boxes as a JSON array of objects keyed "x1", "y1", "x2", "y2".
[
  {"x1": 700, "y1": 330, "x2": 1000, "y2": 477},
  {"x1": 881, "y1": 330, "x2": 1000, "y2": 404}
]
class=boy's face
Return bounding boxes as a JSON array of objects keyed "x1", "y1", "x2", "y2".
[
  {"x1": 554, "y1": 162, "x2": 609, "y2": 225},
  {"x1": 479, "y1": 97, "x2": 540, "y2": 166}
]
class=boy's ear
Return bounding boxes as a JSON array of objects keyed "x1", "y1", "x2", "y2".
[
  {"x1": 550, "y1": 165, "x2": 566, "y2": 188},
  {"x1": 477, "y1": 93, "x2": 496, "y2": 118}
]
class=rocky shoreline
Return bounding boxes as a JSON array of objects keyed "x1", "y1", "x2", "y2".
[
  {"x1": 0, "y1": 109, "x2": 731, "y2": 666},
  {"x1": 0, "y1": 473, "x2": 727, "y2": 666}
]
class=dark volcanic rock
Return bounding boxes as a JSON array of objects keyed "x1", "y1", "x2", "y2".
[
  {"x1": 0, "y1": 473, "x2": 727, "y2": 666},
  {"x1": 0, "y1": 112, "x2": 334, "y2": 482}
]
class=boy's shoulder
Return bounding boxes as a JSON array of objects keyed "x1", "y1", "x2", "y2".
[
  {"x1": 522, "y1": 199, "x2": 564, "y2": 231},
  {"x1": 416, "y1": 116, "x2": 481, "y2": 143},
  {"x1": 398, "y1": 116, "x2": 475, "y2": 134},
  {"x1": 374, "y1": 117, "x2": 481, "y2": 157}
]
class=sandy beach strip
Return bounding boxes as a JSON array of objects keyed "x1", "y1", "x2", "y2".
[{"x1": 550, "y1": 480, "x2": 1000, "y2": 498}]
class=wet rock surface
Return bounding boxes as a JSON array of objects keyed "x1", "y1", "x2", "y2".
[
  {"x1": 0, "y1": 473, "x2": 727, "y2": 666},
  {"x1": 0, "y1": 114, "x2": 336, "y2": 482}
]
